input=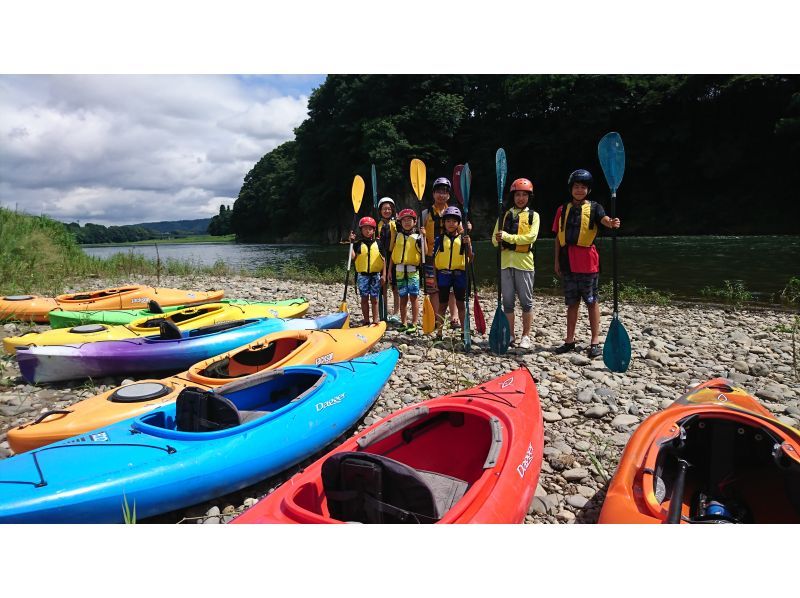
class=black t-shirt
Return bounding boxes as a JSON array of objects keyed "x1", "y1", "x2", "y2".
[{"x1": 559, "y1": 201, "x2": 607, "y2": 272}]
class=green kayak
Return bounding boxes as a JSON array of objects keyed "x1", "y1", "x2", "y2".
[{"x1": 47, "y1": 298, "x2": 307, "y2": 329}]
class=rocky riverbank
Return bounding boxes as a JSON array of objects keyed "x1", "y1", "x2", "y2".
[{"x1": 1, "y1": 274, "x2": 798, "y2": 523}]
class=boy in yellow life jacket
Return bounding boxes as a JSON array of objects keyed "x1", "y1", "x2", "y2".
[
  {"x1": 349, "y1": 216, "x2": 385, "y2": 326},
  {"x1": 389, "y1": 208, "x2": 423, "y2": 333},
  {"x1": 551, "y1": 169, "x2": 621, "y2": 358},
  {"x1": 491, "y1": 178, "x2": 540, "y2": 350},
  {"x1": 377, "y1": 197, "x2": 400, "y2": 324},
  {"x1": 433, "y1": 206, "x2": 473, "y2": 339}
]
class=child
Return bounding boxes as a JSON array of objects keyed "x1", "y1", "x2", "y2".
[
  {"x1": 433, "y1": 206, "x2": 473, "y2": 339},
  {"x1": 350, "y1": 216, "x2": 385, "y2": 325},
  {"x1": 491, "y1": 178, "x2": 540, "y2": 349},
  {"x1": 377, "y1": 197, "x2": 400, "y2": 324},
  {"x1": 389, "y1": 208, "x2": 423, "y2": 333},
  {"x1": 552, "y1": 169, "x2": 621, "y2": 358}
]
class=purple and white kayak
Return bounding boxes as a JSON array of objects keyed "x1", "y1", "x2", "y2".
[{"x1": 15, "y1": 312, "x2": 349, "y2": 383}]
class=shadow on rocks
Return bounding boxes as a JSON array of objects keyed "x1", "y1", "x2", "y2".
[{"x1": 574, "y1": 482, "x2": 609, "y2": 524}]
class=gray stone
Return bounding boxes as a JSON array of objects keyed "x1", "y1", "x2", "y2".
[
  {"x1": 778, "y1": 415, "x2": 799, "y2": 427},
  {"x1": 610, "y1": 414, "x2": 640, "y2": 428},
  {"x1": 562, "y1": 468, "x2": 590, "y2": 482},
  {"x1": 543, "y1": 412, "x2": 562, "y2": 423},
  {"x1": 569, "y1": 354, "x2": 592, "y2": 366},
  {"x1": 756, "y1": 389, "x2": 782, "y2": 402},
  {"x1": 732, "y1": 360, "x2": 750, "y2": 374},
  {"x1": 584, "y1": 405, "x2": 610, "y2": 419},
  {"x1": 577, "y1": 389, "x2": 595, "y2": 404},
  {"x1": 566, "y1": 495, "x2": 589, "y2": 509},
  {"x1": 574, "y1": 440, "x2": 591, "y2": 451}
]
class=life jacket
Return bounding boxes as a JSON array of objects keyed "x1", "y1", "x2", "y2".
[
  {"x1": 423, "y1": 204, "x2": 449, "y2": 255},
  {"x1": 557, "y1": 200, "x2": 598, "y2": 247},
  {"x1": 433, "y1": 233, "x2": 466, "y2": 271},
  {"x1": 391, "y1": 230, "x2": 422, "y2": 270},
  {"x1": 501, "y1": 207, "x2": 537, "y2": 254},
  {"x1": 354, "y1": 239, "x2": 384, "y2": 274},
  {"x1": 378, "y1": 219, "x2": 397, "y2": 254}
]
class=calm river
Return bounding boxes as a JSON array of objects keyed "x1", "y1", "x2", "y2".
[{"x1": 83, "y1": 236, "x2": 799, "y2": 304}]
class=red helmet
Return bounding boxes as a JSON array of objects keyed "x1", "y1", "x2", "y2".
[
  {"x1": 358, "y1": 216, "x2": 377, "y2": 228},
  {"x1": 510, "y1": 178, "x2": 534, "y2": 193},
  {"x1": 398, "y1": 208, "x2": 417, "y2": 220}
]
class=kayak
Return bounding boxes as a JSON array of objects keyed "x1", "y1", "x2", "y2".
[
  {"x1": 0, "y1": 348, "x2": 400, "y2": 523},
  {"x1": 47, "y1": 298, "x2": 294, "y2": 329},
  {"x1": 7, "y1": 319, "x2": 384, "y2": 453},
  {"x1": 0, "y1": 286, "x2": 225, "y2": 323},
  {"x1": 15, "y1": 312, "x2": 352, "y2": 384},
  {"x1": 232, "y1": 366, "x2": 543, "y2": 524},
  {"x1": 3, "y1": 299, "x2": 309, "y2": 354},
  {"x1": 598, "y1": 378, "x2": 800, "y2": 524}
]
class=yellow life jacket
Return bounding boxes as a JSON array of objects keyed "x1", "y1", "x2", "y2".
[
  {"x1": 354, "y1": 239, "x2": 384, "y2": 274},
  {"x1": 434, "y1": 234, "x2": 466, "y2": 271},
  {"x1": 501, "y1": 208, "x2": 537, "y2": 254},
  {"x1": 557, "y1": 201, "x2": 598, "y2": 248},
  {"x1": 378, "y1": 219, "x2": 397, "y2": 253},
  {"x1": 424, "y1": 204, "x2": 449, "y2": 256},
  {"x1": 391, "y1": 231, "x2": 422, "y2": 268}
]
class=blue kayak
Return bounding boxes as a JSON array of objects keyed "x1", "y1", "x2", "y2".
[
  {"x1": 16, "y1": 312, "x2": 349, "y2": 384},
  {"x1": 0, "y1": 347, "x2": 400, "y2": 523}
]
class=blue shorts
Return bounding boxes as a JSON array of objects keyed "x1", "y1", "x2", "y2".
[
  {"x1": 437, "y1": 269, "x2": 466, "y2": 303},
  {"x1": 563, "y1": 272, "x2": 599, "y2": 306},
  {"x1": 396, "y1": 271, "x2": 420, "y2": 298},
  {"x1": 357, "y1": 273, "x2": 381, "y2": 298}
]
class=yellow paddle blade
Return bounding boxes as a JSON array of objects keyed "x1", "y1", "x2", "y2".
[
  {"x1": 339, "y1": 301, "x2": 348, "y2": 314},
  {"x1": 410, "y1": 158, "x2": 426, "y2": 201},
  {"x1": 351, "y1": 175, "x2": 365, "y2": 214},
  {"x1": 422, "y1": 296, "x2": 435, "y2": 334}
]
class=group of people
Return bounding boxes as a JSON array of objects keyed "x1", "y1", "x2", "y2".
[{"x1": 349, "y1": 168, "x2": 621, "y2": 356}]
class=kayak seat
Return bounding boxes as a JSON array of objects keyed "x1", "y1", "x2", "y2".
[
  {"x1": 147, "y1": 300, "x2": 165, "y2": 314},
  {"x1": 321, "y1": 452, "x2": 468, "y2": 524},
  {"x1": 188, "y1": 320, "x2": 250, "y2": 338},
  {"x1": 159, "y1": 320, "x2": 182, "y2": 340},
  {"x1": 175, "y1": 388, "x2": 241, "y2": 432}
]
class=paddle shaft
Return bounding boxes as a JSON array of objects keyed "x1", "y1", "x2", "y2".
[
  {"x1": 342, "y1": 213, "x2": 359, "y2": 303},
  {"x1": 611, "y1": 191, "x2": 619, "y2": 314},
  {"x1": 665, "y1": 458, "x2": 690, "y2": 524}
]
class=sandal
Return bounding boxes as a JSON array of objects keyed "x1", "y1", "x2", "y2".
[{"x1": 554, "y1": 342, "x2": 576, "y2": 354}]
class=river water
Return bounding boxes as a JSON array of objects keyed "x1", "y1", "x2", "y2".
[{"x1": 83, "y1": 236, "x2": 799, "y2": 304}]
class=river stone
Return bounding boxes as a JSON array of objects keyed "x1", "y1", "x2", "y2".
[
  {"x1": 543, "y1": 412, "x2": 562, "y2": 423},
  {"x1": 574, "y1": 440, "x2": 592, "y2": 451},
  {"x1": 538, "y1": 385, "x2": 550, "y2": 397},
  {"x1": 577, "y1": 389, "x2": 595, "y2": 404},
  {"x1": 569, "y1": 354, "x2": 592, "y2": 366},
  {"x1": 611, "y1": 414, "x2": 640, "y2": 429},
  {"x1": 577, "y1": 485, "x2": 596, "y2": 498},
  {"x1": 566, "y1": 495, "x2": 589, "y2": 509},
  {"x1": 559, "y1": 408, "x2": 577, "y2": 418},
  {"x1": 585, "y1": 405, "x2": 610, "y2": 419},
  {"x1": 756, "y1": 389, "x2": 782, "y2": 402},
  {"x1": 778, "y1": 415, "x2": 799, "y2": 427},
  {"x1": 732, "y1": 360, "x2": 750, "y2": 374},
  {"x1": 563, "y1": 468, "x2": 590, "y2": 482}
]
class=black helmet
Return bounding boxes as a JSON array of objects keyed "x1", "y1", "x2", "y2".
[{"x1": 568, "y1": 169, "x2": 593, "y2": 190}]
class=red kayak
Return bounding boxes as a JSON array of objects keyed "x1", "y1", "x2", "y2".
[{"x1": 232, "y1": 367, "x2": 543, "y2": 524}]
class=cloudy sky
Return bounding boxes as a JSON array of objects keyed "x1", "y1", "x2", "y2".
[{"x1": 0, "y1": 75, "x2": 325, "y2": 226}]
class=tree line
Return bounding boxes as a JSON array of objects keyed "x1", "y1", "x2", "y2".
[
  {"x1": 67, "y1": 219, "x2": 215, "y2": 244},
  {"x1": 231, "y1": 74, "x2": 799, "y2": 243}
]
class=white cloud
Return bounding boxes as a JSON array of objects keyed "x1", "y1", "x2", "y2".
[{"x1": 0, "y1": 75, "x2": 318, "y2": 225}]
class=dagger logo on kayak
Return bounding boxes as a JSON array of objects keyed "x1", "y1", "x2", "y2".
[
  {"x1": 89, "y1": 432, "x2": 109, "y2": 442},
  {"x1": 316, "y1": 393, "x2": 345, "y2": 412},
  {"x1": 315, "y1": 352, "x2": 334, "y2": 365},
  {"x1": 356, "y1": 334, "x2": 367, "y2": 343},
  {"x1": 517, "y1": 442, "x2": 535, "y2": 478},
  {"x1": 131, "y1": 297, "x2": 150, "y2": 304},
  {"x1": 501, "y1": 377, "x2": 514, "y2": 389}
]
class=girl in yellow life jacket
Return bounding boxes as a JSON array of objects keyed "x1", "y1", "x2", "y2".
[
  {"x1": 491, "y1": 178, "x2": 540, "y2": 350},
  {"x1": 433, "y1": 206, "x2": 473, "y2": 338},
  {"x1": 349, "y1": 217, "x2": 384, "y2": 326},
  {"x1": 389, "y1": 208, "x2": 423, "y2": 333},
  {"x1": 377, "y1": 197, "x2": 400, "y2": 323}
]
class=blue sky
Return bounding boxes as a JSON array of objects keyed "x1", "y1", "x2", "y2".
[{"x1": 0, "y1": 75, "x2": 326, "y2": 226}]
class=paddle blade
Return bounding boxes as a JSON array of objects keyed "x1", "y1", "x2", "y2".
[
  {"x1": 495, "y1": 148, "x2": 507, "y2": 204},
  {"x1": 422, "y1": 295, "x2": 435, "y2": 334},
  {"x1": 339, "y1": 301, "x2": 347, "y2": 314},
  {"x1": 603, "y1": 314, "x2": 632, "y2": 372},
  {"x1": 598, "y1": 132, "x2": 625, "y2": 193},
  {"x1": 371, "y1": 164, "x2": 378, "y2": 209},
  {"x1": 352, "y1": 175, "x2": 365, "y2": 213},
  {"x1": 452, "y1": 164, "x2": 464, "y2": 205},
  {"x1": 489, "y1": 305, "x2": 511, "y2": 355},
  {"x1": 461, "y1": 163, "x2": 471, "y2": 213},
  {"x1": 410, "y1": 158, "x2": 426, "y2": 201},
  {"x1": 473, "y1": 292, "x2": 486, "y2": 334}
]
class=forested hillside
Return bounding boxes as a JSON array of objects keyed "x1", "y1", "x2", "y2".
[{"x1": 232, "y1": 75, "x2": 799, "y2": 242}]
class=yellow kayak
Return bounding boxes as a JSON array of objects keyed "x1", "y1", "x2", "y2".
[
  {"x1": 7, "y1": 323, "x2": 386, "y2": 453},
  {"x1": 2, "y1": 299, "x2": 309, "y2": 354}
]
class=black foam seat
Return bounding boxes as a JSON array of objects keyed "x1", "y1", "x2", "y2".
[
  {"x1": 321, "y1": 452, "x2": 468, "y2": 524},
  {"x1": 148, "y1": 299, "x2": 165, "y2": 314},
  {"x1": 175, "y1": 387, "x2": 240, "y2": 432},
  {"x1": 159, "y1": 319, "x2": 182, "y2": 340}
]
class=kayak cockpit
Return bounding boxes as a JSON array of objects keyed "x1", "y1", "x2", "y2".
[
  {"x1": 646, "y1": 413, "x2": 800, "y2": 523},
  {"x1": 131, "y1": 368, "x2": 326, "y2": 440},
  {"x1": 195, "y1": 336, "x2": 307, "y2": 379},
  {"x1": 285, "y1": 407, "x2": 503, "y2": 523}
]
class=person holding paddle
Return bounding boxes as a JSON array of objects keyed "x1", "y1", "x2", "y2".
[
  {"x1": 349, "y1": 216, "x2": 385, "y2": 326},
  {"x1": 432, "y1": 206, "x2": 473, "y2": 340},
  {"x1": 552, "y1": 169, "x2": 621, "y2": 358},
  {"x1": 377, "y1": 196, "x2": 400, "y2": 323},
  {"x1": 389, "y1": 208, "x2": 424, "y2": 333},
  {"x1": 491, "y1": 178, "x2": 540, "y2": 350}
]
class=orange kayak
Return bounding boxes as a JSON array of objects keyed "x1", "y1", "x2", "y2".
[
  {"x1": 598, "y1": 378, "x2": 800, "y2": 524},
  {"x1": 0, "y1": 286, "x2": 225, "y2": 323},
  {"x1": 7, "y1": 323, "x2": 386, "y2": 453}
]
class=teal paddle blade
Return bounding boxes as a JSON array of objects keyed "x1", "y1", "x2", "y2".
[
  {"x1": 489, "y1": 304, "x2": 510, "y2": 355},
  {"x1": 598, "y1": 132, "x2": 625, "y2": 193},
  {"x1": 603, "y1": 314, "x2": 631, "y2": 372},
  {"x1": 495, "y1": 148, "x2": 507, "y2": 201},
  {"x1": 461, "y1": 163, "x2": 471, "y2": 212}
]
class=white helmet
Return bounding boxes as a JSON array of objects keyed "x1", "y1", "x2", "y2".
[{"x1": 378, "y1": 197, "x2": 395, "y2": 209}]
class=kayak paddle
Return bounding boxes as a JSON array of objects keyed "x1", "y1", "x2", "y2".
[
  {"x1": 340, "y1": 175, "x2": 365, "y2": 316},
  {"x1": 410, "y1": 158, "x2": 436, "y2": 334},
  {"x1": 489, "y1": 148, "x2": 511, "y2": 354},
  {"x1": 371, "y1": 163, "x2": 386, "y2": 322},
  {"x1": 598, "y1": 131, "x2": 631, "y2": 372},
  {"x1": 459, "y1": 163, "x2": 473, "y2": 350},
  {"x1": 453, "y1": 164, "x2": 485, "y2": 336}
]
